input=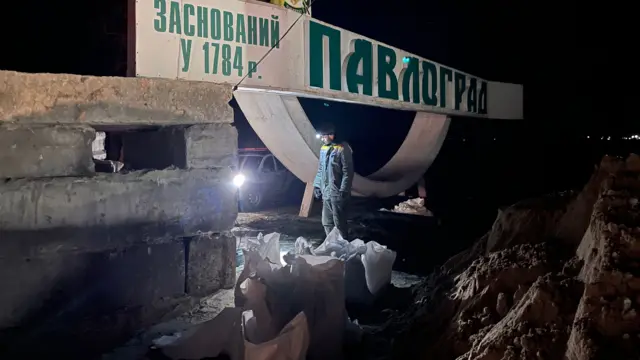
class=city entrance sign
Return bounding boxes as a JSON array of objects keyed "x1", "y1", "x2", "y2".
[{"x1": 134, "y1": 0, "x2": 522, "y2": 119}]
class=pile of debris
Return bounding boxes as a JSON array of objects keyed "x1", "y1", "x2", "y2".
[
  {"x1": 386, "y1": 154, "x2": 640, "y2": 359},
  {"x1": 382, "y1": 197, "x2": 434, "y2": 217}
]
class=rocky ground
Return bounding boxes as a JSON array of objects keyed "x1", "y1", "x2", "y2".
[{"x1": 377, "y1": 154, "x2": 640, "y2": 360}]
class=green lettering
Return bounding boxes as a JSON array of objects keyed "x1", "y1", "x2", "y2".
[
  {"x1": 454, "y1": 72, "x2": 466, "y2": 111},
  {"x1": 248, "y1": 61, "x2": 257, "y2": 78},
  {"x1": 153, "y1": 0, "x2": 167, "y2": 32},
  {"x1": 345, "y1": 39, "x2": 373, "y2": 95},
  {"x1": 400, "y1": 57, "x2": 419, "y2": 103},
  {"x1": 270, "y1": 15, "x2": 280, "y2": 48},
  {"x1": 210, "y1": 9, "x2": 221, "y2": 40},
  {"x1": 203, "y1": 42, "x2": 210, "y2": 74},
  {"x1": 210, "y1": 43, "x2": 220, "y2": 74},
  {"x1": 183, "y1": 4, "x2": 195, "y2": 36},
  {"x1": 259, "y1": 18, "x2": 269, "y2": 47},
  {"x1": 467, "y1": 78, "x2": 478, "y2": 113},
  {"x1": 236, "y1": 14, "x2": 246, "y2": 44},
  {"x1": 222, "y1": 44, "x2": 232, "y2": 76},
  {"x1": 223, "y1": 11, "x2": 233, "y2": 41},
  {"x1": 196, "y1": 6, "x2": 208, "y2": 38},
  {"x1": 247, "y1": 16, "x2": 258, "y2": 45},
  {"x1": 169, "y1": 1, "x2": 181, "y2": 34},
  {"x1": 478, "y1": 81, "x2": 488, "y2": 114},
  {"x1": 308, "y1": 20, "x2": 341, "y2": 91},
  {"x1": 233, "y1": 47, "x2": 244, "y2": 76},
  {"x1": 421, "y1": 61, "x2": 438, "y2": 106},
  {"x1": 180, "y1": 39, "x2": 192, "y2": 72},
  {"x1": 377, "y1": 45, "x2": 399, "y2": 100},
  {"x1": 439, "y1": 66, "x2": 453, "y2": 108}
]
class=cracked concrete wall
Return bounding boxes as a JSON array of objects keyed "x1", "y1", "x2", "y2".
[{"x1": 0, "y1": 71, "x2": 239, "y2": 358}]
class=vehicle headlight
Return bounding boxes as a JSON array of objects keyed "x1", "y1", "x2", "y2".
[{"x1": 233, "y1": 173, "x2": 246, "y2": 188}]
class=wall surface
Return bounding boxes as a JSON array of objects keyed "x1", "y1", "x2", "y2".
[{"x1": 0, "y1": 71, "x2": 238, "y2": 358}]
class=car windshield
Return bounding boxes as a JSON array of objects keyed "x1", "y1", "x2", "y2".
[{"x1": 240, "y1": 155, "x2": 262, "y2": 172}]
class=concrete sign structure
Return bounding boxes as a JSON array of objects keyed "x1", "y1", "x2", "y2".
[{"x1": 134, "y1": 0, "x2": 524, "y2": 196}]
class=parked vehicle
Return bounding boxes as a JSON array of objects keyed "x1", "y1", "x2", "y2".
[{"x1": 237, "y1": 148, "x2": 298, "y2": 211}]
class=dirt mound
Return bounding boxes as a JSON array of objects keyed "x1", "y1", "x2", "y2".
[{"x1": 387, "y1": 154, "x2": 640, "y2": 359}]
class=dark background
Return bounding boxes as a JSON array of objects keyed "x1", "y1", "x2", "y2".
[{"x1": 1, "y1": 0, "x2": 635, "y2": 238}]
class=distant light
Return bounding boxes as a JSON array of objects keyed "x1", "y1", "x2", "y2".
[
  {"x1": 402, "y1": 57, "x2": 410, "y2": 64},
  {"x1": 233, "y1": 174, "x2": 246, "y2": 188}
]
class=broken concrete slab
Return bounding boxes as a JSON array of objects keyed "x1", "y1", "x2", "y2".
[
  {"x1": 122, "y1": 123, "x2": 237, "y2": 170},
  {"x1": 0, "y1": 124, "x2": 95, "y2": 179},
  {"x1": 0, "y1": 169, "x2": 238, "y2": 257},
  {"x1": 186, "y1": 233, "x2": 236, "y2": 297},
  {"x1": 0, "y1": 71, "x2": 233, "y2": 126}
]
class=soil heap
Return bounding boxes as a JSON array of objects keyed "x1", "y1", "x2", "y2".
[{"x1": 385, "y1": 155, "x2": 640, "y2": 360}]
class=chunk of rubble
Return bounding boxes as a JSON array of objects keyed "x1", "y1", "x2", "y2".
[{"x1": 381, "y1": 197, "x2": 434, "y2": 216}]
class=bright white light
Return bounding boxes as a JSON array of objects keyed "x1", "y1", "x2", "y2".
[{"x1": 233, "y1": 174, "x2": 246, "y2": 188}]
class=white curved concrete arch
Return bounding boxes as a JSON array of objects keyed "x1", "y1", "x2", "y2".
[{"x1": 234, "y1": 91, "x2": 450, "y2": 197}]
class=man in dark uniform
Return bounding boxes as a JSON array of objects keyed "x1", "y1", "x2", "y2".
[{"x1": 313, "y1": 123, "x2": 354, "y2": 239}]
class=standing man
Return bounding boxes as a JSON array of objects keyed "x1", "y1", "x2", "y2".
[{"x1": 313, "y1": 123, "x2": 354, "y2": 239}]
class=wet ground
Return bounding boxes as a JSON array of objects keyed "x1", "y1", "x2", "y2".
[{"x1": 103, "y1": 201, "x2": 445, "y2": 360}]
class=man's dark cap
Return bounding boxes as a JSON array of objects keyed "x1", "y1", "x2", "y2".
[{"x1": 317, "y1": 123, "x2": 336, "y2": 135}]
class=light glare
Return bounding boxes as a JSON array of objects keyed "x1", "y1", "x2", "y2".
[{"x1": 233, "y1": 174, "x2": 246, "y2": 187}]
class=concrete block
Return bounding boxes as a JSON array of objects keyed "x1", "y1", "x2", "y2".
[
  {"x1": 0, "y1": 70, "x2": 233, "y2": 126},
  {"x1": 0, "y1": 169, "x2": 238, "y2": 256},
  {"x1": 121, "y1": 124, "x2": 237, "y2": 170},
  {"x1": 186, "y1": 233, "x2": 236, "y2": 297},
  {"x1": 0, "y1": 242, "x2": 188, "y2": 358},
  {"x1": 0, "y1": 242, "x2": 185, "y2": 330},
  {"x1": 185, "y1": 124, "x2": 238, "y2": 169},
  {"x1": 0, "y1": 125, "x2": 94, "y2": 179}
]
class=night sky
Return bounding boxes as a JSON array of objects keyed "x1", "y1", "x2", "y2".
[{"x1": 1, "y1": 0, "x2": 634, "y2": 232}]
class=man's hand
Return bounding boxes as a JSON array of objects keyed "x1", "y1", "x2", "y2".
[{"x1": 313, "y1": 187, "x2": 322, "y2": 199}]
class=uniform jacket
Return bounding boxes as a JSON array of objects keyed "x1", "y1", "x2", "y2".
[{"x1": 313, "y1": 142, "x2": 354, "y2": 199}]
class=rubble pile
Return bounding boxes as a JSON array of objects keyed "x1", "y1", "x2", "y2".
[
  {"x1": 388, "y1": 155, "x2": 640, "y2": 360},
  {"x1": 382, "y1": 197, "x2": 434, "y2": 217}
]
